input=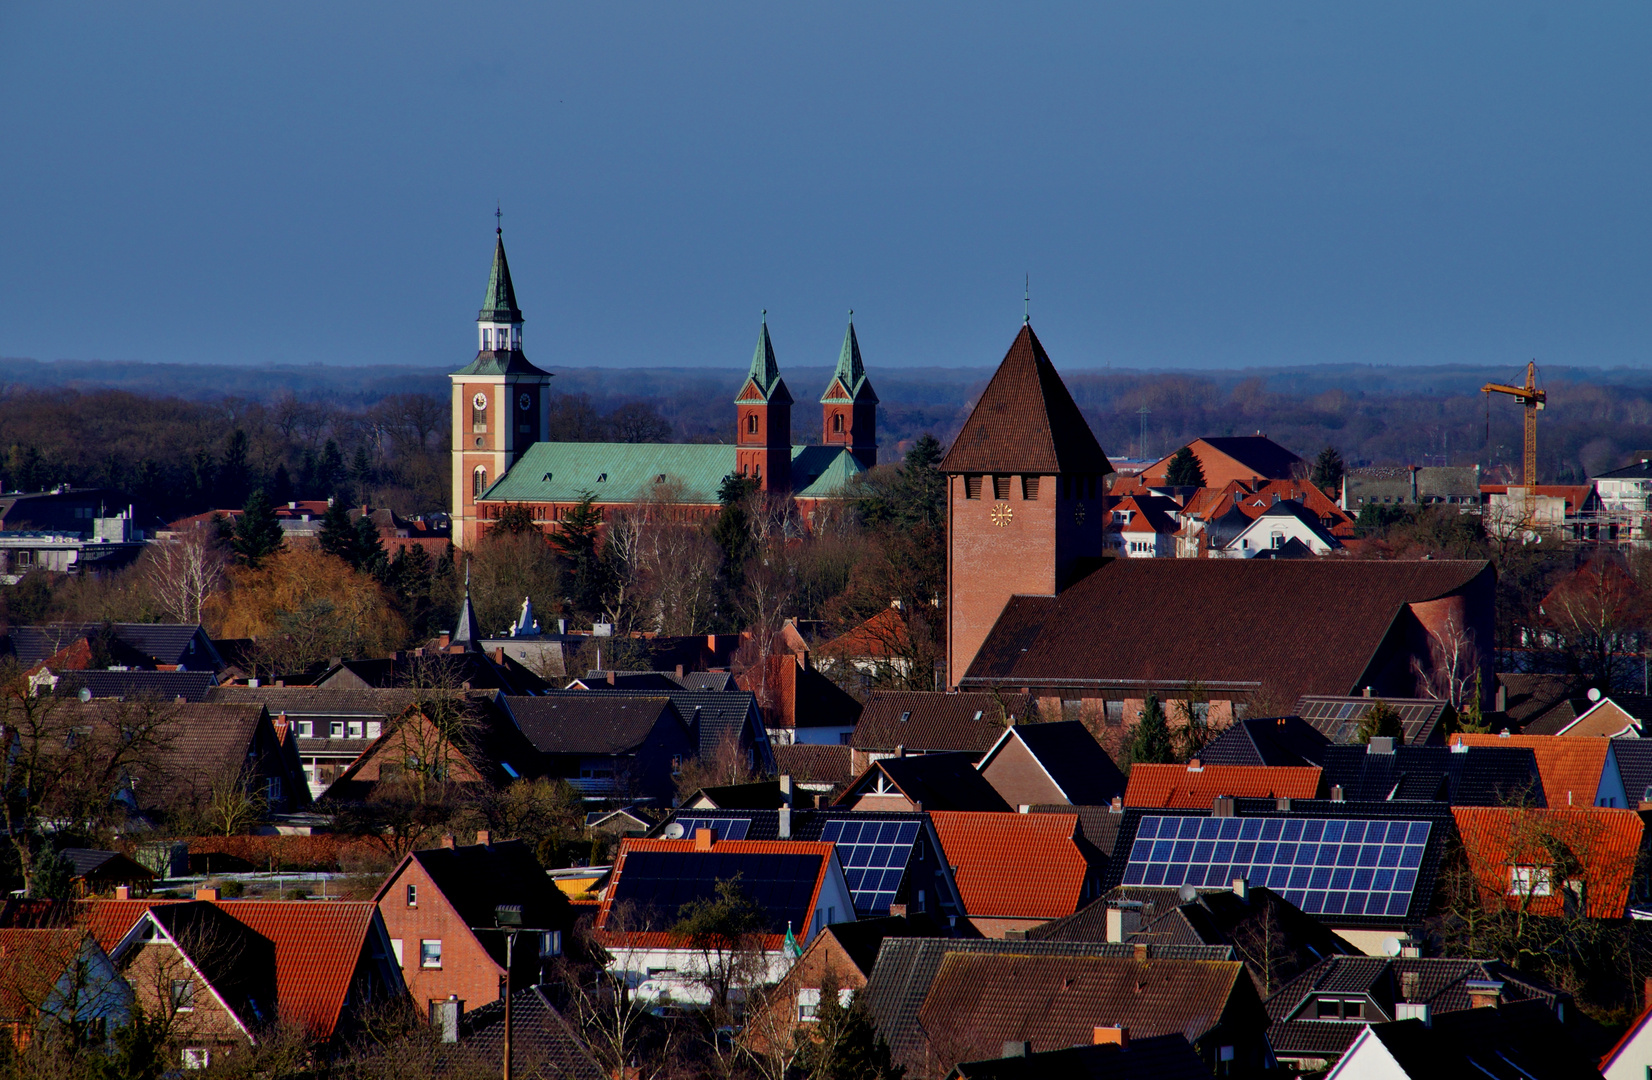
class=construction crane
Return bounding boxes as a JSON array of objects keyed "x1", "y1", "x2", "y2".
[{"x1": 1481, "y1": 361, "x2": 1546, "y2": 524}]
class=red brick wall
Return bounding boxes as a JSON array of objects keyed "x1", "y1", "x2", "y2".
[
  {"x1": 947, "y1": 473, "x2": 1058, "y2": 685},
  {"x1": 376, "y1": 860, "x2": 503, "y2": 1014}
]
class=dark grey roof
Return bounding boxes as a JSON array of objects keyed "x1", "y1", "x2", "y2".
[
  {"x1": 1264, "y1": 956, "x2": 1565, "y2": 1061},
  {"x1": 1319, "y1": 744, "x2": 1544, "y2": 806},
  {"x1": 540, "y1": 688, "x2": 766, "y2": 761},
  {"x1": 397, "y1": 841, "x2": 575, "y2": 970},
  {"x1": 206, "y1": 686, "x2": 420, "y2": 718},
  {"x1": 849, "y1": 752, "x2": 1012, "y2": 812},
  {"x1": 1496, "y1": 674, "x2": 1582, "y2": 730},
  {"x1": 1611, "y1": 738, "x2": 1652, "y2": 805},
  {"x1": 1199, "y1": 715, "x2": 1330, "y2": 767},
  {"x1": 996, "y1": 722, "x2": 1126, "y2": 805},
  {"x1": 5, "y1": 623, "x2": 219, "y2": 670},
  {"x1": 55, "y1": 670, "x2": 217, "y2": 702},
  {"x1": 503, "y1": 695, "x2": 681, "y2": 755},
  {"x1": 458, "y1": 986, "x2": 602, "y2": 1080},
  {"x1": 1294, "y1": 696, "x2": 1451, "y2": 746},
  {"x1": 773, "y1": 743, "x2": 854, "y2": 785},
  {"x1": 951, "y1": 1033, "x2": 1211, "y2": 1080},
  {"x1": 862, "y1": 938, "x2": 1235, "y2": 1072},
  {"x1": 1594, "y1": 459, "x2": 1652, "y2": 480},
  {"x1": 59, "y1": 849, "x2": 154, "y2": 882},
  {"x1": 1360, "y1": 1001, "x2": 1604, "y2": 1080},
  {"x1": 1029, "y1": 804, "x2": 1124, "y2": 868}
]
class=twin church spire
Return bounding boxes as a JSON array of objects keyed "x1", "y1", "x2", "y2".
[{"x1": 735, "y1": 311, "x2": 879, "y2": 477}]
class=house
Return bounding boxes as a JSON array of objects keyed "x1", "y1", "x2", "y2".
[
  {"x1": 1296, "y1": 695, "x2": 1454, "y2": 746},
  {"x1": 1612, "y1": 739, "x2": 1652, "y2": 808},
  {"x1": 315, "y1": 649, "x2": 550, "y2": 696},
  {"x1": 772, "y1": 744, "x2": 856, "y2": 800},
  {"x1": 1108, "y1": 800, "x2": 1458, "y2": 954},
  {"x1": 31, "y1": 669, "x2": 219, "y2": 702},
  {"x1": 454, "y1": 985, "x2": 603, "y2": 1080},
  {"x1": 1551, "y1": 692, "x2": 1652, "y2": 738},
  {"x1": 1451, "y1": 733, "x2": 1630, "y2": 808},
  {"x1": 1342, "y1": 466, "x2": 1483, "y2": 512},
  {"x1": 1323, "y1": 999, "x2": 1598, "y2": 1080},
  {"x1": 101, "y1": 894, "x2": 406, "y2": 1062},
  {"x1": 1593, "y1": 458, "x2": 1652, "y2": 545},
  {"x1": 1602, "y1": 993, "x2": 1652, "y2": 1080},
  {"x1": 2, "y1": 622, "x2": 222, "y2": 672},
  {"x1": 133, "y1": 701, "x2": 309, "y2": 818},
  {"x1": 542, "y1": 686, "x2": 775, "y2": 777},
  {"x1": 324, "y1": 698, "x2": 541, "y2": 804},
  {"x1": 849, "y1": 691, "x2": 1018, "y2": 775},
  {"x1": 1199, "y1": 715, "x2": 1330, "y2": 767},
  {"x1": 58, "y1": 850, "x2": 155, "y2": 898},
  {"x1": 738, "y1": 651, "x2": 864, "y2": 745},
  {"x1": 502, "y1": 694, "x2": 694, "y2": 805},
  {"x1": 0, "y1": 512, "x2": 146, "y2": 582},
  {"x1": 206, "y1": 686, "x2": 415, "y2": 799},
  {"x1": 373, "y1": 838, "x2": 575, "y2": 1016},
  {"x1": 1123, "y1": 762, "x2": 1323, "y2": 809},
  {"x1": 1030, "y1": 881, "x2": 1358, "y2": 999},
  {"x1": 1137, "y1": 436, "x2": 1306, "y2": 490},
  {"x1": 0, "y1": 929, "x2": 131, "y2": 1052},
  {"x1": 900, "y1": 946, "x2": 1269, "y2": 1078},
  {"x1": 649, "y1": 807, "x2": 967, "y2": 922},
  {"x1": 1318, "y1": 742, "x2": 1544, "y2": 806},
  {"x1": 959, "y1": 559, "x2": 1497, "y2": 725},
  {"x1": 835, "y1": 752, "x2": 1012, "y2": 813},
  {"x1": 595, "y1": 832, "x2": 857, "y2": 1006},
  {"x1": 974, "y1": 722, "x2": 1127, "y2": 808},
  {"x1": 743, "y1": 914, "x2": 938, "y2": 1058},
  {"x1": 928, "y1": 811, "x2": 1101, "y2": 937},
  {"x1": 1218, "y1": 499, "x2": 1342, "y2": 558},
  {"x1": 815, "y1": 607, "x2": 917, "y2": 690},
  {"x1": 1264, "y1": 955, "x2": 1569, "y2": 1072},
  {"x1": 1483, "y1": 484, "x2": 1604, "y2": 539},
  {"x1": 1495, "y1": 673, "x2": 1583, "y2": 733},
  {"x1": 1106, "y1": 495, "x2": 1178, "y2": 558},
  {"x1": 947, "y1": 1032, "x2": 1211, "y2": 1080},
  {"x1": 1452, "y1": 806, "x2": 1645, "y2": 918}
]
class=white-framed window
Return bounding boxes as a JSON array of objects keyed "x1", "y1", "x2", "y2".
[
  {"x1": 1510, "y1": 865, "x2": 1552, "y2": 897},
  {"x1": 347, "y1": 721, "x2": 364, "y2": 738},
  {"x1": 539, "y1": 930, "x2": 562, "y2": 958},
  {"x1": 171, "y1": 979, "x2": 195, "y2": 1011},
  {"x1": 366, "y1": 721, "x2": 382, "y2": 738},
  {"x1": 296, "y1": 720, "x2": 314, "y2": 737},
  {"x1": 482, "y1": 328, "x2": 492, "y2": 349},
  {"x1": 420, "y1": 939, "x2": 443, "y2": 968},
  {"x1": 796, "y1": 987, "x2": 855, "y2": 1021},
  {"x1": 330, "y1": 721, "x2": 345, "y2": 738},
  {"x1": 182, "y1": 1048, "x2": 210, "y2": 1070},
  {"x1": 473, "y1": 466, "x2": 489, "y2": 499},
  {"x1": 406, "y1": 883, "x2": 417, "y2": 907}
]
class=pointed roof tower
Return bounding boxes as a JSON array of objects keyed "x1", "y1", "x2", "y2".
[
  {"x1": 940, "y1": 324, "x2": 1112, "y2": 475},
  {"x1": 452, "y1": 562, "x2": 482, "y2": 650},
  {"x1": 821, "y1": 312, "x2": 878, "y2": 404},
  {"x1": 735, "y1": 312, "x2": 792, "y2": 404},
  {"x1": 478, "y1": 228, "x2": 523, "y2": 324}
]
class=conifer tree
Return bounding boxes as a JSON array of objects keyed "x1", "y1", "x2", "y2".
[
  {"x1": 1128, "y1": 691, "x2": 1176, "y2": 766},
  {"x1": 1311, "y1": 446, "x2": 1346, "y2": 492},
  {"x1": 1165, "y1": 447, "x2": 1206, "y2": 487},
  {"x1": 231, "y1": 488, "x2": 285, "y2": 568},
  {"x1": 317, "y1": 500, "x2": 355, "y2": 562},
  {"x1": 352, "y1": 513, "x2": 387, "y2": 577}
]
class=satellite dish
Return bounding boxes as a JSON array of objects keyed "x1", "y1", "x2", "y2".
[
  {"x1": 1588, "y1": 687, "x2": 1602, "y2": 702},
  {"x1": 78, "y1": 688, "x2": 93, "y2": 703},
  {"x1": 1177, "y1": 884, "x2": 1199, "y2": 903},
  {"x1": 662, "y1": 822, "x2": 685, "y2": 840},
  {"x1": 1382, "y1": 936, "x2": 1403, "y2": 957}
]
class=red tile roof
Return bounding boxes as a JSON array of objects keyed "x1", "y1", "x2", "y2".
[
  {"x1": 928, "y1": 811, "x2": 1090, "y2": 920},
  {"x1": 0, "y1": 929, "x2": 89, "y2": 1019},
  {"x1": 1450, "y1": 734, "x2": 1608, "y2": 807},
  {"x1": 1452, "y1": 807, "x2": 1643, "y2": 918},
  {"x1": 1123, "y1": 763, "x2": 1322, "y2": 808},
  {"x1": 819, "y1": 607, "x2": 910, "y2": 659}
]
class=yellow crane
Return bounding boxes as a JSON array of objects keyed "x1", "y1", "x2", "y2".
[{"x1": 1481, "y1": 361, "x2": 1546, "y2": 523}]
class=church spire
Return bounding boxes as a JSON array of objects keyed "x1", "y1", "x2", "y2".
[
  {"x1": 821, "y1": 310, "x2": 875, "y2": 404},
  {"x1": 452, "y1": 560, "x2": 482, "y2": 650},
  {"x1": 478, "y1": 228, "x2": 523, "y2": 325},
  {"x1": 738, "y1": 310, "x2": 789, "y2": 403}
]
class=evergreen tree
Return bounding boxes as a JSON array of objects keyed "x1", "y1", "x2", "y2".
[
  {"x1": 1165, "y1": 446, "x2": 1206, "y2": 488},
  {"x1": 549, "y1": 490, "x2": 607, "y2": 617},
  {"x1": 28, "y1": 848, "x2": 72, "y2": 899},
  {"x1": 268, "y1": 462, "x2": 295, "y2": 506},
  {"x1": 1355, "y1": 699, "x2": 1404, "y2": 744},
  {"x1": 1127, "y1": 692, "x2": 1176, "y2": 766},
  {"x1": 1311, "y1": 446, "x2": 1346, "y2": 492},
  {"x1": 317, "y1": 499, "x2": 355, "y2": 562},
  {"x1": 315, "y1": 439, "x2": 346, "y2": 499},
  {"x1": 386, "y1": 543, "x2": 436, "y2": 638},
  {"x1": 351, "y1": 443, "x2": 374, "y2": 496},
  {"x1": 352, "y1": 513, "x2": 387, "y2": 577},
  {"x1": 217, "y1": 427, "x2": 253, "y2": 508},
  {"x1": 231, "y1": 488, "x2": 285, "y2": 568},
  {"x1": 712, "y1": 473, "x2": 758, "y2": 573}
]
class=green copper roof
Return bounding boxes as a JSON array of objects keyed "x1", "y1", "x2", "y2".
[
  {"x1": 820, "y1": 314, "x2": 877, "y2": 404},
  {"x1": 736, "y1": 315, "x2": 790, "y2": 403},
  {"x1": 450, "y1": 352, "x2": 551, "y2": 377},
  {"x1": 478, "y1": 442, "x2": 865, "y2": 504},
  {"x1": 478, "y1": 231, "x2": 523, "y2": 324}
]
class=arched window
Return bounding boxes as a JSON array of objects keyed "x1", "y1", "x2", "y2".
[
  {"x1": 746, "y1": 414, "x2": 759, "y2": 435},
  {"x1": 832, "y1": 413, "x2": 844, "y2": 434},
  {"x1": 473, "y1": 466, "x2": 488, "y2": 499}
]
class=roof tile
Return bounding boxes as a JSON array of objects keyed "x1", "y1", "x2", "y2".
[
  {"x1": 1124, "y1": 763, "x2": 1322, "y2": 808},
  {"x1": 929, "y1": 811, "x2": 1090, "y2": 919}
]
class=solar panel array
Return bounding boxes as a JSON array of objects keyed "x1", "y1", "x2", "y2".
[
  {"x1": 672, "y1": 815, "x2": 752, "y2": 841},
  {"x1": 820, "y1": 818, "x2": 922, "y2": 914},
  {"x1": 613, "y1": 849, "x2": 820, "y2": 931},
  {"x1": 1296, "y1": 698, "x2": 1444, "y2": 744},
  {"x1": 1122, "y1": 815, "x2": 1431, "y2": 918}
]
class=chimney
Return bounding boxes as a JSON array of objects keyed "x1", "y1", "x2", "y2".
[
  {"x1": 1132, "y1": 942, "x2": 1148, "y2": 962},
  {"x1": 1002, "y1": 928, "x2": 1026, "y2": 940},
  {"x1": 780, "y1": 775, "x2": 794, "y2": 808},
  {"x1": 441, "y1": 834, "x2": 456, "y2": 849},
  {"x1": 1186, "y1": 758, "x2": 1203, "y2": 772},
  {"x1": 1495, "y1": 683, "x2": 1507, "y2": 712},
  {"x1": 1363, "y1": 686, "x2": 1372, "y2": 698},
  {"x1": 1465, "y1": 980, "x2": 1503, "y2": 1009},
  {"x1": 1231, "y1": 876, "x2": 1248, "y2": 900},
  {"x1": 115, "y1": 886, "x2": 130, "y2": 900},
  {"x1": 475, "y1": 830, "x2": 490, "y2": 846},
  {"x1": 676, "y1": 664, "x2": 685, "y2": 678},
  {"x1": 1401, "y1": 970, "x2": 1420, "y2": 999},
  {"x1": 778, "y1": 806, "x2": 792, "y2": 840},
  {"x1": 1105, "y1": 902, "x2": 1143, "y2": 943},
  {"x1": 1110, "y1": 796, "x2": 1123, "y2": 813},
  {"x1": 439, "y1": 632, "x2": 452, "y2": 648},
  {"x1": 1276, "y1": 797, "x2": 1292, "y2": 812},
  {"x1": 433, "y1": 996, "x2": 463, "y2": 1043},
  {"x1": 888, "y1": 903, "x2": 908, "y2": 917},
  {"x1": 1093, "y1": 1026, "x2": 1129, "y2": 1049},
  {"x1": 895, "y1": 744, "x2": 906, "y2": 758},
  {"x1": 493, "y1": 647, "x2": 505, "y2": 664},
  {"x1": 195, "y1": 887, "x2": 220, "y2": 901},
  {"x1": 606, "y1": 670, "x2": 616, "y2": 686},
  {"x1": 1001, "y1": 1042, "x2": 1030, "y2": 1058},
  {"x1": 695, "y1": 828, "x2": 715, "y2": 851},
  {"x1": 1212, "y1": 795, "x2": 1235, "y2": 818},
  {"x1": 1644, "y1": 976, "x2": 1652, "y2": 1008},
  {"x1": 1330, "y1": 784, "x2": 1345, "y2": 802},
  {"x1": 1368, "y1": 736, "x2": 1395, "y2": 755}
]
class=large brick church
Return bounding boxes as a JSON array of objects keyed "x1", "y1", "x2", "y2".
[{"x1": 450, "y1": 230, "x2": 879, "y2": 549}]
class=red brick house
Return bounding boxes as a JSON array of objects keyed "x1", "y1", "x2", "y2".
[{"x1": 373, "y1": 838, "x2": 575, "y2": 1018}]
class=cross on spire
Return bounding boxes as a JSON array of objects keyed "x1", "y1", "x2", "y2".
[{"x1": 496, "y1": 204, "x2": 502, "y2": 236}]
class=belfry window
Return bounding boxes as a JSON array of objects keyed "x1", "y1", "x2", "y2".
[
  {"x1": 965, "y1": 476, "x2": 983, "y2": 500},
  {"x1": 482, "y1": 329, "x2": 492, "y2": 350},
  {"x1": 747, "y1": 414, "x2": 759, "y2": 435},
  {"x1": 992, "y1": 476, "x2": 1011, "y2": 501},
  {"x1": 473, "y1": 467, "x2": 488, "y2": 499},
  {"x1": 832, "y1": 414, "x2": 844, "y2": 434}
]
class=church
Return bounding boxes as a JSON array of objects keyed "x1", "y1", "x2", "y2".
[{"x1": 450, "y1": 229, "x2": 879, "y2": 549}]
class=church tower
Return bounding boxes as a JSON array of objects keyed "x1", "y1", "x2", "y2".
[
  {"x1": 450, "y1": 227, "x2": 553, "y2": 549},
  {"x1": 820, "y1": 313, "x2": 878, "y2": 470},
  {"x1": 734, "y1": 314, "x2": 792, "y2": 493},
  {"x1": 941, "y1": 322, "x2": 1113, "y2": 686}
]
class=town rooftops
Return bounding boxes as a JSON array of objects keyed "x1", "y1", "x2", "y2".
[
  {"x1": 1198, "y1": 715, "x2": 1331, "y2": 768},
  {"x1": 1451, "y1": 806, "x2": 1645, "y2": 918},
  {"x1": 46, "y1": 669, "x2": 219, "y2": 702},
  {"x1": 939, "y1": 323, "x2": 1112, "y2": 476},
  {"x1": 1450, "y1": 733, "x2": 1623, "y2": 808},
  {"x1": 458, "y1": 985, "x2": 604, "y2": 1080},
  {"x1": 1140, "y1": 436, "x2": 1305, "y2": 487},
  {"x1": 541, "y1": 686, "x2": 769, "y2": 763},
  {"x1": 1319, "y1": 744, "x2": 1544, "y2": 806},
  {"x1": 1330, "y1": 1000, "x2": 1600, "y2": 1080},
  {"x1": 2, "y1": 622, "x2": 220, "y2": 670},
  {"x1": 837, "y1": 752, "x2": 1013, "y2": 813},
  {"x1": 1123, "y1": 762, "x2": 1323, "y2": 809},
  {"x1": 851, "y1": 690, "x2": 1016, "y2": 753},
  {"x1": 928, "y1": 811, "x2": 1094, "y2": 920},
  {"x1": 963, "y1": 559, "x2": 1493, "y2": 707}
]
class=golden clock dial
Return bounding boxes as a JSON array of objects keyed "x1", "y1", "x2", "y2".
[
  {"x1": 991, "y1": 502, "x2": 1014, "y2": 527},
  {"x1": 1073, "y1": 501, "x2": 1087, "y2": 525}
]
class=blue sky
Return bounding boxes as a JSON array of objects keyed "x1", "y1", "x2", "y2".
[{"x1": 2, "y1": 3, "x2": 1649, "y2": 372}]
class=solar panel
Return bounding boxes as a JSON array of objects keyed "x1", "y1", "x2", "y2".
[
  {"x1": 612, "y1": 849, "x2": 820, "y2": 931},
  {"x1": 672, "y1": 816, "x2": 752, "y2": 841},
  {"x1": 1121, "y1": 815, "x2": 1431, "y2": 919},
  {"x1": 819, "y1": 818, "x2": 923, "y2": 914}
]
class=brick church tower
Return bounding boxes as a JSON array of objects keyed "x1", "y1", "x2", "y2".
[
  {"x1": 820, "y1": 313, "x2": 878, "y2": 470},
  {"x1": 942, "y1": 321, "x2": 1113, "y2": 686},
  {"x1": 450, "y1": 227, "x2": 553, "y2": 549},
  {"x1": 735, "y1": 314, "x2": 792, "y2": 493}
]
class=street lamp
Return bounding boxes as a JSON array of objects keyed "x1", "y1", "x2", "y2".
[{"x1": 494, "y1": 904, "x2": 523, "y2": 1080}]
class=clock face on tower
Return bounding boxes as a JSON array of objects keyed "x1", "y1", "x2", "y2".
[
  {"x1": 472, "y1": 392, "x2": 488, "y2": 412},
  {"x1": 518, "y1": 392, "x2": 532, "y2": 412},
  {"x1": 1073, "y1": 501, "x2": 1087, "y2": 525},
  {"x1": 991, "y1": 502, "x2": 1014, "y2": 527}
]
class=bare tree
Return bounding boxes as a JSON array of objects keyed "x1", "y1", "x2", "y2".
[
  {"x1": 1413, "y1": 608, "x2": 1482, "y2": 709},
  {"x1": 141, "y1": 521, "x2": 228, "y2": 626}
]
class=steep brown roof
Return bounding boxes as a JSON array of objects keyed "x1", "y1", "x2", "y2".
[
  {"x1": 851, "y1": 691, "x2": 1017, "y2": 752},
  {"x1": 940, "y1": 324, "x2": 1113, "y2": 476},
  {"x1": 963, "y1": 558, "x2": 1493, "y2": 708}
]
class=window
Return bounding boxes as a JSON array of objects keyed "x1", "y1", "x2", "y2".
[
  {"x1": 539, "y1": 930, "x2": 562, "y2": 958},
  {"x1": 797, "y1": 988, "x2": 822, "y2": 1021},
  {"x1": 832, "y1": 414, "x2": 844, "y2": 433},
  {"x1": 965, "y1": 475, "x2": 983, "y2": 500},
  {"x1": 347, "y1": 721, "x2": 364, "y2": 738},
  {"x1": 390, "y1": 938, "x2": 404, "y2": 965},
  {"x1": 1022, "y1": 476, "x2": 1040, "y2": 500},
  {"x1": 266, "y1": 777, "x2": 282, "y2": 804},
  {"x1": 420, "y1": 940, "x2": 443, "y2": 969},
  {"x1": 1105, "y1": 700, "x2": 1125, "y2": 725},
  {"x1": 296, "y1": 720, "x2": 314, "y2": 737},
  {"x1": 171, "y1": 979, "x2": 195, "y2": 1011},
  {"x1": 992, "y1": 475, "x2": 1011, "y2": 501},
  {"x1": 406, "y1": 883, "x2": 417, "y2": 907},
  {"x1": 473, "y1": 466, "x2": 489, "y2": 499},
  {"x1": 330, "y1": 721, "x2": 345, "y2": 738},
  {"x1": 182, "y1": 1049, "x2": 210, "y2": 1070},
  {"x1": 1316, "y1": 997, "x2": 1341, "y2": 1020},
  {"x1": 366, "y1": 721, "x2": 382, "y2": 738},
  {"x1": 747, "y1": 414, "x2": 759, "y2": 434},
  {"x1": 1510, "y1": 865, "x2": 1551, "y2": 897}
]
